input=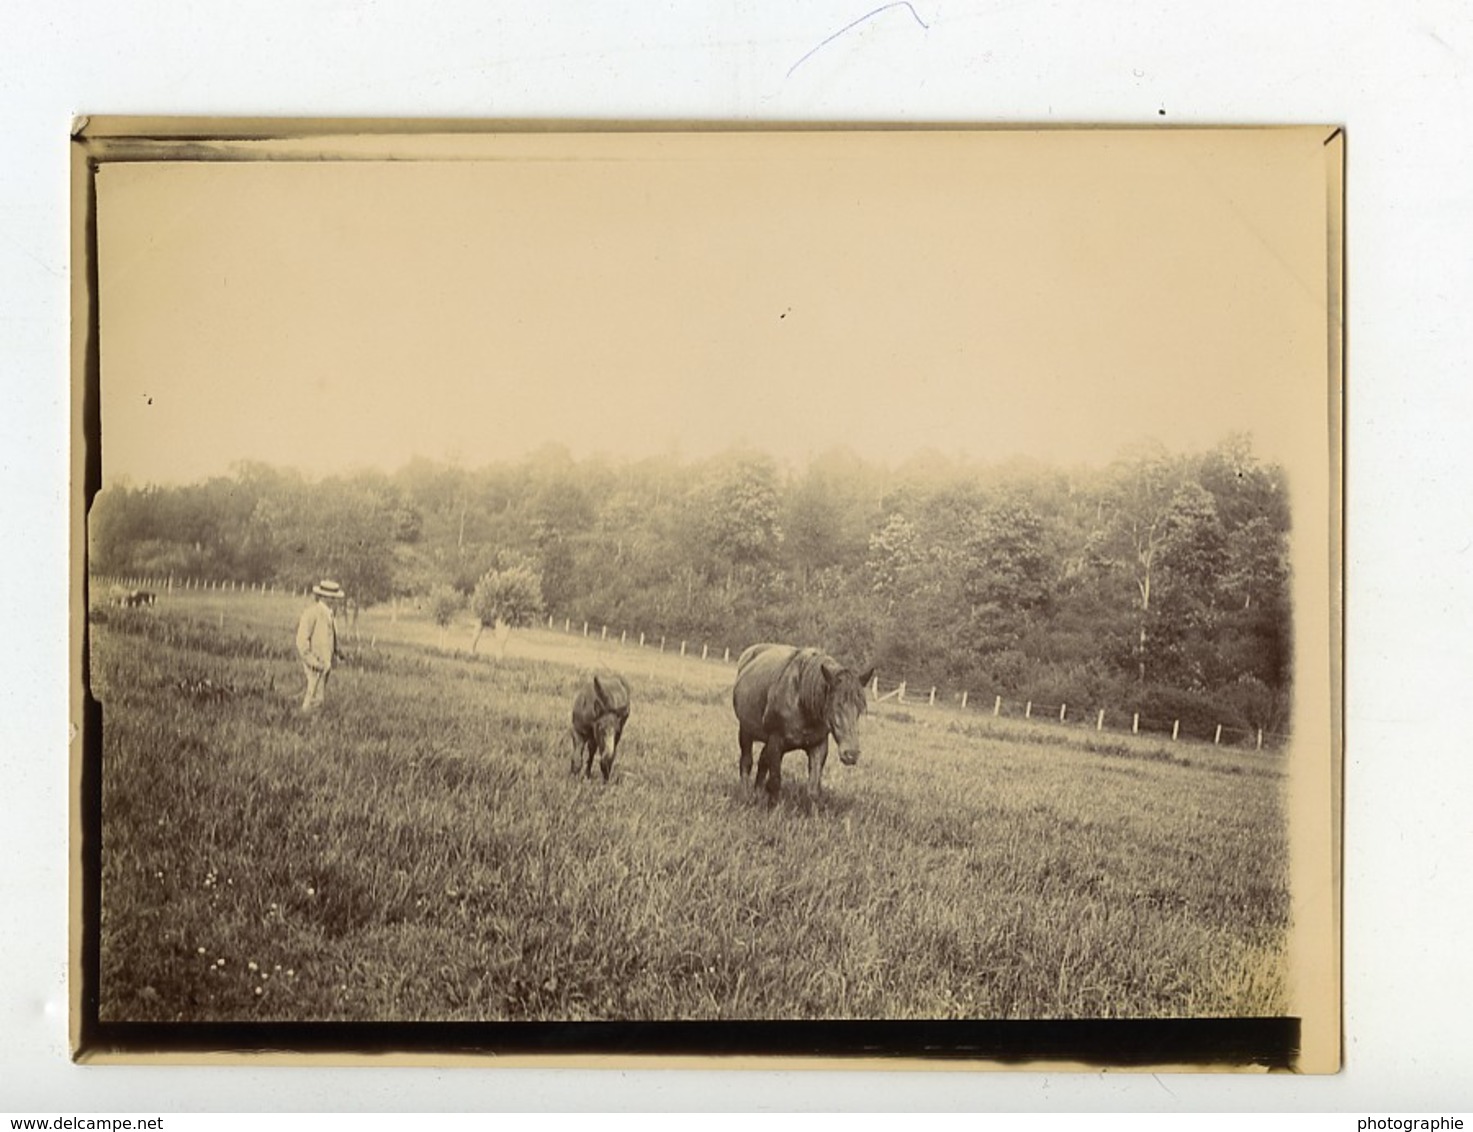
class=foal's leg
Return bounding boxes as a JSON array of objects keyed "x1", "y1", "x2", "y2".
[{"x1": 738, "y1": 731, "x2": 755, "y2": 786}]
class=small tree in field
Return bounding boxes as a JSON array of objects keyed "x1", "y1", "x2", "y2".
[
  {"x1": 428, "y1": 584, "x2": 463, "y2": 649},
  {"x1": 469, "y1": 565, "x2": 544, "y2": 658}
]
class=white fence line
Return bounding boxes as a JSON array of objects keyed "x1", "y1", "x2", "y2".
[
  {"x1": 543, "y1": 612, "x2": 741, "y2": 670},
  {"x1": 868, "y1": 673, "x2": 1286, "y2": 749},
  {"x1": 92, "y1": 574, "x2": 317, "y2": 599}
]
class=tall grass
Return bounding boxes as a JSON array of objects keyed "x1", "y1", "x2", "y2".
[{"x1": 91, "y1": 595, "x2": 1289, "y2": 1022}]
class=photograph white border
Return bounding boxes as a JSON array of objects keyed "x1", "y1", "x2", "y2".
[{"x1": 7, "y1": 0, "x2": 1471, "y2": 1111}]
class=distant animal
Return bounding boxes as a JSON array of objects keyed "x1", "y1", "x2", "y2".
[
  {"x1": 570, "y1": 672, "x2": 631, "y2": 782},
  {"x1": 732, "y1": 643, "x2": 875, "y2": 803},
  {"x1": 118, "y1": 589, "x2": 156, "y2": 608}
]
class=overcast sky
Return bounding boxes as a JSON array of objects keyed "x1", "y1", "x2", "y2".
[{"x1": 96, "y1": 128, "x2": 1333, "y2": 486}]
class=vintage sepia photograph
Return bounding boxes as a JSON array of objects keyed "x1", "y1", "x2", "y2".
[{"x1": 71, "y1": 122, "x2": 1342, "y2": 1067}]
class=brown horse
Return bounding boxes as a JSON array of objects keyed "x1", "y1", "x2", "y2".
[
  {"x1": 732, "y1": 643, "x2": 874, "y2": 803},
  {"x1": 570, "y1": 672, "x2": 631, "y2": 782}
]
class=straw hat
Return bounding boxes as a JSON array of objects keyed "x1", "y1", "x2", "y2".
[{"x1": 313, "y1": 580, "x2": 346, "y2": 600}]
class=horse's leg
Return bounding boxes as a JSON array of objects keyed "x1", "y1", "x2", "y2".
[
  {"x1": 758, "y1": 742, "x2": 783, "y2": 804},
  {"x1": 739, "y1": 731, "x2": 755, "y2": 786},
  {"x1": 583, "y1": 738, "x2": 596, "y2": 780},
  {"x1": 570, "y1": 730, "x2": 583, "y2": 776},
  {"x1": 806, "y1": 737, "x2": 830, "y2": 801}
]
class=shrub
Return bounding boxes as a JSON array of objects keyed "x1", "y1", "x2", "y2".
[
  {"x1": 1130, "y1": 683, "x2": 1245, "y2": 740},
  {"x1": 427, "y1": 584, "x2": 463, "y2": 646},
  {"x1": 1214, "y1": 675, "x2": 1290, "y2": 734},
  {"x1": 469, "y1": 566, "x2": 545, "y2": 657}
]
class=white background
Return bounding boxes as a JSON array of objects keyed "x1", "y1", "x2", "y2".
[{"x1": 3, "y1": 0, "x2": 1470, "y2": 1112}]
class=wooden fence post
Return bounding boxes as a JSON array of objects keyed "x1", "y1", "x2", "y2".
[
  {"x1": 1025, "y1": 701, "x2": 1032, "y2": 719},
  {"x1": 660, "y1": 637, "x2": 666, "y2": 651},
  {"x1": 680, "y1": 641, "x2": 687, "y2": 657},
  {"x1": 702, "y1": 644, "x2": 708, "y2": 660},
  {"x1": 547, "y1": 615, "x2": 554, "y2": 629},
  {"x1": 601, "y1": 626, "x2": 607, "y2": 640},
  {"x1": 583, "y1": 622, "x2": 589, "y2": 636},
  {"x1": 961, "y1": 690, "x2": 969, "y2": 709},
  {"x1": 1257, "y1": 728, "x2": 1264, "y2": 750},
  {"x1": 1132, "y1": 712, "x2": 1140, "y2": 735},
  {"x1": 1059, "y1": 703, "x2": 1067, "y2": 722},
  {"x1": 1097, "y1": 709, "x2": 1105, "y2": 732},
  {"x1": 872, "y1": 674, "x2": 879, "y2": 698},
  {"x1": 620, "y1": 629, "x2": 626, "y2": 645},
  {"x1": 928, "y1": 687, "x2": 936, "y2": 706},
  {"x1": 994, "y1": 695, "x2": 1002, "y2": 717},
  {"x1": 724, "y1": 647, "x2": 730, "y2": 662},
  {"x1": 898, "y1": 681, "x2": 906, "y2": 703},
  {"x1": 1215, "y1": 724, "x2": 1223, "y2": 745},
  {"x1": 639, "y1": 632, "x2": 645, "y2": 647},
  {"x1": 1172, "y1": 719, "x2": 1180, "y2": 741},
  {"x1": 565, "y1": 618, "x2": 571, "y2": 633}
]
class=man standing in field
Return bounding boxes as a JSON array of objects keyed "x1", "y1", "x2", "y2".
[{"x1": 296, "y1": 579, "x2": 345, "y2": 713}]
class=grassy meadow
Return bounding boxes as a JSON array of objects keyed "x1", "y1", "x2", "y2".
[{"x1": 88, "y1": 589, "x2": 1290, "y2": 1023}]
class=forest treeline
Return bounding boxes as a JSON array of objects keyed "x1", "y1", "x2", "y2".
[{"x1": 89, "y1": 435, "x2": 1291, "y2": 734}]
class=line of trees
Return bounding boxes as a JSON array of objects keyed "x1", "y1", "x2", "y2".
[{"x1": 89, "y1": 434, "x2": 1291, "y2": 733}]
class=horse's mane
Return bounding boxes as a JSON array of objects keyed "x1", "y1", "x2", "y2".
[{"x1": 795, "y1": 650, "x2": 829, "y2": 723}]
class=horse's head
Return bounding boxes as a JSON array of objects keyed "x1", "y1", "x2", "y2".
[
  {"x1": 822, "y1": 660, "x2": 876, "y2": 766},
  {"x1": 592, "y1": 714, "x2": 620, "y2": 780},
  {"x1": 592, "y1": 675, "x2": 628, "y2": 781}
]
